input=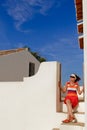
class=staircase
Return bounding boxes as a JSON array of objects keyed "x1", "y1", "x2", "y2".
[
  {"x1": 52, "y1": 111, "x2": 85, "y2": 130},
  {"x1": 53, "y1": 89, "x2": 85, "y2": 130}
]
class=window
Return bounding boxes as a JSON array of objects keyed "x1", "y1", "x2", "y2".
[{"x1": 29, "y1": 63, "x2": 35, "y2": 76}]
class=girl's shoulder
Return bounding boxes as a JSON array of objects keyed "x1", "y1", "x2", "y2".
[
  {"x1": 74, "y1": 82, "x2": 79, "y2": 86},
  {"x1": 66, "y1": 81, "x2": 79, "y2": 84},
  {"x1": 65, "y1": 81, "x2": 79, "y2": 87},
  {"x1": 65, "y1": 81, "x2": 70, "y2": 87},
  {"x1": 66, "y1": 81, "x2": 70, "y2": 85}
]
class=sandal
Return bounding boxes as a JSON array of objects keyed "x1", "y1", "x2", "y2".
[
  {"x1": 68, "y1": 116, "x2": 77, "y2": 123},
  {"x1": 62, "y1": 119, "x2": 69, "y2": 123},
  {"x1": 62, "y1": 116, "x2": 77, "y2": 123}
]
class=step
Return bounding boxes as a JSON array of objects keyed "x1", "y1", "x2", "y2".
[
  {"x1": 62, "y1": 102, "x2": 85, "y2": 113},
  {"x1": 60, "y1": 122, "x2": 85, "y2": 130},
  {"x1": 61, "y1": 122, "x2": 85, "y2": 127},
  {"x1": 52, "y1": 128, "x2": 60, "y2": 130},
  {"x1": 57, "y1": 112, "x2": 85, "y2": 123},
  {"x1": 52, "y1": 123, "x2": 84, "y2": 130}
]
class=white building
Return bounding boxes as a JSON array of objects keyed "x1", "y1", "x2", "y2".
[
  {"x1": 0, "y1": 48, "x2": 40, "y2": 81},
  {"x1": 0, "y1": 61, "x2": 84, "y2": 130},
  {"x1": 74, "y1": 0, "x2": 87, "y2": 130},
  {"x1": 0, "y1": 0, "x2": 86, "y2": 130}
]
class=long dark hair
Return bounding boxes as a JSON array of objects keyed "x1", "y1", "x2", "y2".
[{"x1": 74, "y1": 74, "x2": 81, "y2": 82}]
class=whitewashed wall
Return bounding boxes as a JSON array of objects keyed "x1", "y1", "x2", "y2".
[
  {"x1": 0, "y1": 61, "x2": 85, "y2": 130},
  {"x1": 0, "y1": 62, "x2": 62, "y2": 130},
  {"x1": 0, "y1": 50, "x2": 40, "y2": 81},
  {"x1": 83, "y1": 0, "x2": 87, "y2": 130}
]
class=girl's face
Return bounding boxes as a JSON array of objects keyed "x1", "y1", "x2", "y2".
[{"x1": 70, "y1": 76, "x2": 76, "y2": 82}]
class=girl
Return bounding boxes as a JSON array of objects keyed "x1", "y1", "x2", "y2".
[{"x1": 59, "y1": 74, "x2": 84, "y2": 123}]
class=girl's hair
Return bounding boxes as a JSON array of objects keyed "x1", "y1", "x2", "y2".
[{"x1": 74, "y1": 74, "x2": 81, "y2": 82}]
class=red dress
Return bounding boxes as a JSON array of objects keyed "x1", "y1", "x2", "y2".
[{"x1": 64, "y1": 81, "x2": 79, "y2": 108}]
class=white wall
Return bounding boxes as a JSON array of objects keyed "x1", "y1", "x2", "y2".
[
  {"x1": 83, "y1": 0, "x2": 87, "y2": 130},
  {"x1": 0, "y1": 50, "x2": 40, "y2": 81},
  {"x1": 0, "y1": 62, "x2": 62, "y2": 130}
]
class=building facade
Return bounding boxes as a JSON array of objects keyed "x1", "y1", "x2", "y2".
[
  {"x1": 0, "y1": 48, "x2": 40, "y2": 81},
  {"x1": 75, "y1": 0, "x2": 87, "y2": 129}
]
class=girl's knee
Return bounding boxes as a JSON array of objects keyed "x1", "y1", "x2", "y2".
[{"x1": 66, "y1": 99, "x2": 71, "y2": 104}]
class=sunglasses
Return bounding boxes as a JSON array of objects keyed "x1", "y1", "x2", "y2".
[{"x1": 70, "y1": 76, "x2": 75, "y2": 78}]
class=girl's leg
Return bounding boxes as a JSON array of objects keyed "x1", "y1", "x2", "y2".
[
  {"x1": 73, "y1": 104, "x2": 79, "y2": 113},
  {"x1": 66, "y1": 99, "x2": 74, "y2": 117},
  {"x1": 62, "y1": 99, "x2": 75, "y2": 123},
  {"x1": 62, "y1": 99, "x2": 73, "y2": 123},
  {"x1": 62, "y1": 98, "x2": 78, "y2": 123}
]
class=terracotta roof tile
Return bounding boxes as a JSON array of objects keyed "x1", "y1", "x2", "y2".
[{"x1": 0, "y1": 48, "x2": 27, "y2": 56}]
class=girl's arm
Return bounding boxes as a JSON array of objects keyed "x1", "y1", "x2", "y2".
[
  {"x1": 58, "y1": 81, "x2": 67, "y2": 93},
  {"x1": 77, "y1": 86, "x2": 84, "y2": 95}
]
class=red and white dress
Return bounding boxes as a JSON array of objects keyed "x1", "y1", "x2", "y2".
[{"x1": 64, "y1": 81, "x2": 79, "y2": 108}]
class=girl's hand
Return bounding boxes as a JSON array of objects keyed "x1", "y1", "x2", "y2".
[
  {"x1": 58, "y1": 81, "x2": 67, "y2": 93},
  {"x1": 82, "y1": 86, "x2": 84, "y2": 93},
  {"x1": 58, "y1": 81, "x2": 61, "y2": 88},
  {"x1": 78, "y1": 86, "x2": 84, "y2": 95}
]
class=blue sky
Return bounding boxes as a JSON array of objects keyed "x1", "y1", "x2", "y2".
[{"x1": 0, "y1": 0, "x2": 83, "y2": 85}]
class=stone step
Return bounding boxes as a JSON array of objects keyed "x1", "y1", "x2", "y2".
[
  {"x1": 61, "y1": 122, "x2": 85, "y2": 127},
  {"x1": 52, "y1": 128, "x2": 60, "y2": 130},
  {"x1": 57, "y1": 112, "x2": 85, "y2": 123},
  {"x1": 60, "y1": 122, "x2": 85, "y2": 130},
  {"x1": 62, "y1": 112, "x2": 84, "y2": 115},
  {"x1": 52, "y1": 122, "x2": 84, "y2": 130}
]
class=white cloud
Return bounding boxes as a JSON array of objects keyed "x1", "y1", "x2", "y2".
[
  {"x1": 36, "y1": 37, "x2": 83, "y2": 62},
  {"x1": 2, "y1": 0, "x2": 59, "y2": 32}
]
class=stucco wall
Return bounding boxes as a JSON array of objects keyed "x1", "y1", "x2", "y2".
[
  {"x1": 0, "y1": 62, "x2": 84, "y2": 130},
  {"x1": 83, "y1": 0, "x2": 87, "y2": 130},
  {"x1": 0, "y1": 62, "x2": 61, "y2": 130},
  {"x1": 0, "y1": 50, "x2": 40, "y2": 81}
]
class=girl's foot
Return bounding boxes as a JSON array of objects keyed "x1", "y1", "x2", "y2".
[
  {"x1": 68, "y1": 116, "x2": 77, "y2": 123},
  {"x1": 62, "y1": 116, "x2": 77, "y2": 123},
  {"x1": 62, "y1": 118, "x2": 69, "y2": 123}
]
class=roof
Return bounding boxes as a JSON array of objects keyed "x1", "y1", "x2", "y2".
[
  {"x1": 74, "y1": 0, "x2": 83, "y2": 49},
  {"x1": 0, "y1": 48, "x2": 28, "y2": 56},
  {"x1": 75, "y1": 0, "x2": 83, "y2": 21}
]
